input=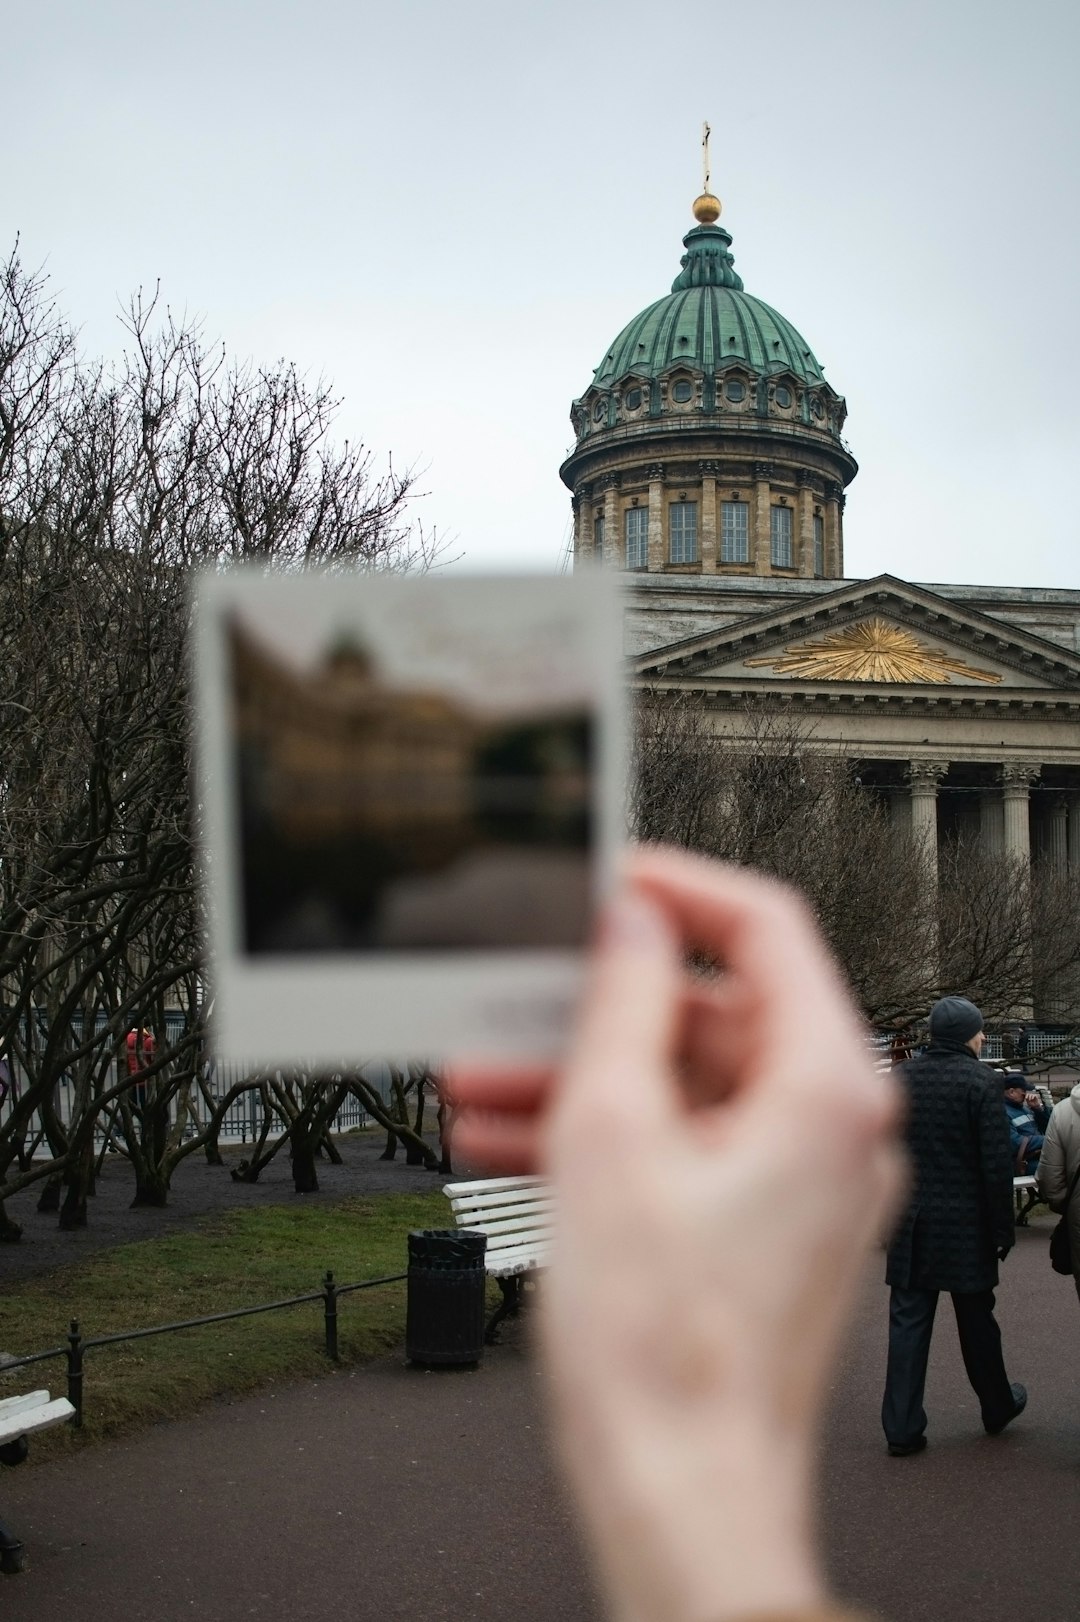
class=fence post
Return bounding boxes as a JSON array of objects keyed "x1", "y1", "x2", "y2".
[
  {"x1": 66, "y1": 1319, "x2": 84, "y2": 1428},
  {"x1": 323, "y1": 1271, "x2": 338, "y2": 1361}
]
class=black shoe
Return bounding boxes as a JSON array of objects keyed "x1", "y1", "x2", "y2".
[
  {"x1": 887, "y1": 1435, "x2": 928, "y2": 1457},
  {"x1": 985, "y1": 1382, "x2": 1027, "y2": 1436}
]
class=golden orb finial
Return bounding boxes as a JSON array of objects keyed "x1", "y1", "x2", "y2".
[{"x1": 692, "y1": 191, "x2": 722, "y2": 225}]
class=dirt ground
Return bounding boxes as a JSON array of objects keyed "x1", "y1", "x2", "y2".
[{"x1": 0, "y1": 1127, "x2": 467, "y2": 1284}]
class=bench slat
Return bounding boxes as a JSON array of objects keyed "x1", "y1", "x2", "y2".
[
  {"x1": 0, "y1": 1390, "x2": 51, "y2": 1419},
  {"x1": 487, "y1": 1242, "x2": 553, "y2": 1277},
  {"x1": 446, "y1": 1189, "x2": 551, "y2": 1215},
  {"x1": 448, "y1": 1197, "x2": 553, "y2": 1222},
  {"x1": 460, "y1": 1210, "x2": 553, "y2": 1237},
  {"x1": 486, "y1": 1223, "x2": 555, "y2": 1249},
  {"x1": 443, "y1": 1176, "x2": 545, "y2": 1197},
  {"x1": 0, "y1": 1395, "x2": 75, "y2": 1445}
]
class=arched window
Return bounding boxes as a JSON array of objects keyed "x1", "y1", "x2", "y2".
[
  {"x1": 625, "y1": 507, "x2": 648, "y2": 569},
  {"x1": 669, "y1": 502, "x2": 698, "y2": 564},
  {"x1": 721, "y1": 501, "x2": 749, "y2": 564},
  {"x1": 770, "y1": 505, "x2": 793, "y2": 568}
]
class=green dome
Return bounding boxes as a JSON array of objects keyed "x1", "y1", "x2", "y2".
[{"x1": 592, "y1": 223, "x2": 826, "y2": 389}]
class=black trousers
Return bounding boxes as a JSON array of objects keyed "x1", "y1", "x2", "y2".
[{"x1": 882, "y1": 1286, "x2": 1016, "y2": 1446}]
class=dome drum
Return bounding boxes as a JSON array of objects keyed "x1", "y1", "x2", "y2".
[{"x1": 570, "y1": 365, "x2": 849, "y2": 444}]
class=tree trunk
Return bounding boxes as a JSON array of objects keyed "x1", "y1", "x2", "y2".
[
  {"x1": 0, "y1": 1203, "x2": 22, "y2": 1243},
  {"x1": 380, "y1": 1128, "x2": 399, "y2": 1161},
  {"x1": 59, "y1": 1177, "x2": 88, "y2": 1230},
  {"x1": 58, "y1": 1132, "x2": 95, "y2": 1229},
  {"x1": 437, "y1": 1091, "x2": 454, "y2": 1175},
  {"x1": 130, "y1": 1170, "x2": 170, "y2": 1208},
  {"x1": 319, "y1": 1132, "x2": 343, "y2": 1166},
  {"x1": 290, "y1": 1122, "x2": 319, "y2": 1195},
  {"x1": 406, "y1": 1082, "x2": 427, "y2": 1165},
  {"x1": 36, "y1": 1175, "x2": 62, "y2": 1213}
]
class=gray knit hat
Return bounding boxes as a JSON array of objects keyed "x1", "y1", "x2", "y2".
[{"x1": 928, "y1": 996, "x2": 983, "y2": 1044}]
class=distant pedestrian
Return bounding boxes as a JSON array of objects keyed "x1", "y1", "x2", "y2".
[
  {"x1": 882, "y1": 995, "x2": 1026, "y2": 1456},
  {"x1": 1003, "y1": 1073, "x2": 1051, "y2": 1173},
  {"x1": 126, "y1": 1027, "x2": 156, "y2": 1109},
  {"x1": 1036, "y1": 1083, "x2": 1080, "y2": 1306},
  {"x1": 1017, "y1": 1024, "x2": 1030, "y2": 1071}
]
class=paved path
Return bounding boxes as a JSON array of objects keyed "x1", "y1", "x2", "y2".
[{"x1": 4, "y1": 1217, "x2": 1080, "y2": 1622}]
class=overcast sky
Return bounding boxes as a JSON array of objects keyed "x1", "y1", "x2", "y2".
[{"x1": 8, "y1": 0, "x2": 1078, "y2": 589}]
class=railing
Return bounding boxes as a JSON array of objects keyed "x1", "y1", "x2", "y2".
[
  {"x1": 875, "y1": 1031, "x2": 1080, "y2": 1065},
  {"x1": 0, "y1": 1268, "x2": 406, "y2": 1428},
  {"x1": 0, "y1": 1024, "x2": 382, "y2": 1148}
]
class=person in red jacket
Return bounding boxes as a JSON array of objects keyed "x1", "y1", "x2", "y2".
[{"x1": 125, "y1": 1027, "x2": 156, "y2": 1109}]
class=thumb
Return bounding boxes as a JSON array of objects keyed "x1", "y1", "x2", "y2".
[{"x1": 555, "y1": 887, "x2": 682, "y2": 1148}]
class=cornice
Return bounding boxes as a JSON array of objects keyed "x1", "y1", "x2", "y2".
[
  {"x1": 560, "y1": 415, "x2": 857, "y2": 492},
  {"x1": 631, "y1": 677, "x2": 1080, "y2": 721},
  {"x1": 632, "y1": 575, "x2": 1080, "y2": 691}
]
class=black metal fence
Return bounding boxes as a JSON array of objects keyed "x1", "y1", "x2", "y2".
[{"x1": 0, "y1": 1268, "x2": 406, "y2": 1428}]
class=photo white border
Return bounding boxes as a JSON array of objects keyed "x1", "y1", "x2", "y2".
[{"x1": 192, "y1": 567, "x2": 625, "y2": 1066}]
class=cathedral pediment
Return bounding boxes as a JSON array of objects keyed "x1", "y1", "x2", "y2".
[{"x1": 633, "y1": 576, "x2": 1080, "y2": 693}]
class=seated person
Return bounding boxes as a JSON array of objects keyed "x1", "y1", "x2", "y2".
[{"x1": 1003, "y1": 1072, "x2": 1052, "y2": 1171}]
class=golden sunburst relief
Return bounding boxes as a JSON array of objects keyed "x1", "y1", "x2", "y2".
[{"x1": 744, "y1": 618, "x2": 1003, "y2": 685}]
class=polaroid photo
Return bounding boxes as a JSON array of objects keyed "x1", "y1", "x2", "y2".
[{"x1": 193, "y1": 568, "x2": 624, "y2": 1067}]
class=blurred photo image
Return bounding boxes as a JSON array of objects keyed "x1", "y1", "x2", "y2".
[{"x1": 195, "y1": 569, "x2": 622, "y2": 1064}]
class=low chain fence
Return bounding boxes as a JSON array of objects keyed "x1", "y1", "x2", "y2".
[{"x1": 0, "y1": 1268, "x2": 406, "y2": 1428}]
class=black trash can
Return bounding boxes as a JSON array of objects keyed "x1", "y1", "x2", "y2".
[{"x1": 406, "y1": 1228, "x2": 487, "y2": 1367}]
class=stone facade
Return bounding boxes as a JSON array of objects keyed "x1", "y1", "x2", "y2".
[{"x1": 563, "y1": 190, "x2": 1080, "y2": 1018}]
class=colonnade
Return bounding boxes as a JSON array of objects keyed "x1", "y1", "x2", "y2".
[{"x1": 896, "y1": 760, "x2": 1080, "y2": 874}]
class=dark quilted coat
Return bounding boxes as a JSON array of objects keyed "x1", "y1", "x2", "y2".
[{"x1": 886, "y1": 1043, "x2": 1015, "y2": 1294}]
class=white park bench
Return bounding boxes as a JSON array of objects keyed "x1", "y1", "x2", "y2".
[
  {"x1": 1, "y1": 1389, "x2": 76, "y2": 1574},
  {"x1": 442, "y1": 1175, "x2": 554, "y2": 1343},
  {"x1": 0, "y1": 1389, "x2": 75, "y2": 1450},
  {"x1": 1014, "y1": 1174, "x2": 1042, "y2": 1226}
]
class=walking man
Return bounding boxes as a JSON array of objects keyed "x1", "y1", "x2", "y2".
[{"x1": 882, "y1": 996, "x2": 1026, "y2": 1455}]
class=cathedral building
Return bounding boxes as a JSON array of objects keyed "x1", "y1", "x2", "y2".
[{"x1": 560, "y1": 185, "x2": 1080, "y2": 891}]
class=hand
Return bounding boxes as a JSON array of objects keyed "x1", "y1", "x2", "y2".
[{"x1": 451, "y1": 848, "x2": 904, "y2": 1622}]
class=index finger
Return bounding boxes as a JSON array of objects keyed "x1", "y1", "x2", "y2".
[{"x1": 627, "y1": 848, "x2": 878, "y2": 1099}]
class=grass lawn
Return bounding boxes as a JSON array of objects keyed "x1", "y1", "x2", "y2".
[{"x1": 0, "y1": 1190, "x2": 455, "y2": 1453}]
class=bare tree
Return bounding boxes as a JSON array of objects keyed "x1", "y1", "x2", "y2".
[
  {"x1": 631, "y1": 691, "x2": 1080, "y2": 1029},
  {"x1": 0, "y1": 245, "x2": 438, "y2": 1235}
]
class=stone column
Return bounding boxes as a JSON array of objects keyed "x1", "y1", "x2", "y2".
[
  {"x1": 906, "y1": 760, "x2": 947, "y2": 873},
  {"x1": 646, "y1": 463, "x2": 665, "y2": 571},
  {"x1": 1069, "y1": 795, "x2": 1080, "y2": 871},
  {"x1": 700, "y1": 460, "x2": 718, "y2": 573},
  {"x1": 571, "y1": 494, "x2": 586, "y2": 562},
  {"x1": 602, "y1": 475, "x2": 619, "y2": 567},
  {"x1": 1067, "y1": 796, "x2": 1080, "y2": 1021},
  {"x1": 1047, "y1": 797, "x2": 1069, "y2": 869},
  {"x1": 1001, "y1": 762, "x2": 1040, "y2": 866},
  {"x1": 797, "y1": 470, "x2": 815, "y2": 577},
  {"x1": 979, "y1": 789, "x2": 1005, "y2": 856},
  {"x1": 753, "y1": 461, "x2": 772, "y2": 574},
  {"x1": 824, "y1": 481, "x2": 842, "y2": 578}
]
